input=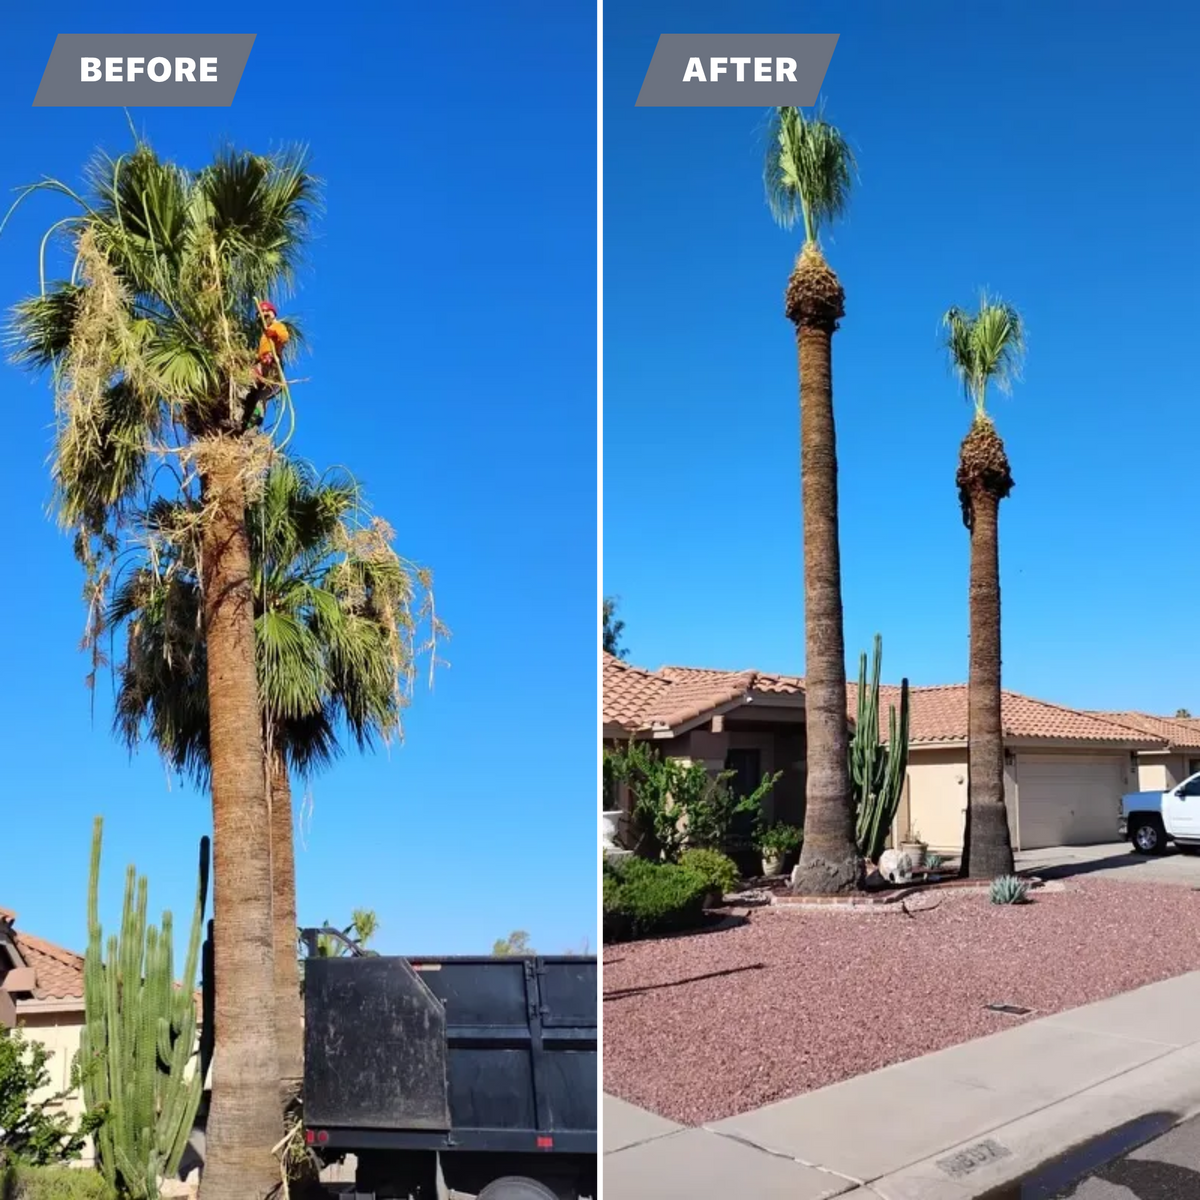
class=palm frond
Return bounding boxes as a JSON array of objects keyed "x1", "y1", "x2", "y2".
[
  {"x1": 941, "y1": 292, "x2": 1026, "y2": 417},
  {"x1": 109, "y1": 454, "x2": 440, "y2": 789},
  {"x1": 764, "y1": 104, "x2": 856, "y2": 245}
]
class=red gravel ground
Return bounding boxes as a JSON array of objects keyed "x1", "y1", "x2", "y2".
[{"x1": 603, "y1": 878, "x2": 1200, "y2": 1125}]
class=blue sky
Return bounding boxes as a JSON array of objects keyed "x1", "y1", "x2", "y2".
[
  {"x1": 0, "y1": 2, "x2": 596, "y2": 958},
  {"x1": 604, "y1": 0, "x2": 1200, "y2": 715}
]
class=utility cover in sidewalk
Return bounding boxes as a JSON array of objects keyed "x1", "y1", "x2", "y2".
[
  {"x1": 937, "y1": 1139, "x2": 1012, "y2": 1178},
  {"x1": 985, "y1": 1003, "x2": 1033, "y2": 1016}
]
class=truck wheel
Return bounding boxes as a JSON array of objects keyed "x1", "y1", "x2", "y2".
[
  {"x1": 1131, "y1": 816, "x2": 1165, "y2": 855},
  {"x1": 477, "y1": 1177, "x2": 560, "y2": 1200}
]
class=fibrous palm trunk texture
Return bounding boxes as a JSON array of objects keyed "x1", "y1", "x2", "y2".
[{"x1": 787, "y1": 246, "x2": 861, "y2": 895}]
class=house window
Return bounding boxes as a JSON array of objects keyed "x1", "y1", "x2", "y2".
[{"x1": 1189, "y1": 759, "x2": 1200, "y2": 778}]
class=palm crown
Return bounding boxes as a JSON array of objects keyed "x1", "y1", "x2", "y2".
[
  {"x1": 764, "y1": 104, "x2": 856, "y2": 247},
  {"x1": 942, "y1": 295, "x2": 1026, "y2": 420},
  {"x1": 6, "y1": 140, "x2": 318, "y2": 627},
  {"x1": 110, "y1": 457, "x2": 441, "y2": 786}
]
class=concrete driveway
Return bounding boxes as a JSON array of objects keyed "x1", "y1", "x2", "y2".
[{"x1": 1017, "y1": 843, "x2": 1200, "y2": 887}]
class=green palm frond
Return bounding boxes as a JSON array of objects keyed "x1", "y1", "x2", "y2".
[
  {"x1": 8, "y1": 137, "x2": 321, "y2": 558},
  {"x1": 764, "y1": 104, "x2": 856, "y2": 246},
  {"x1": 6, "y1": 283, "x2": 82, "y2": 367},
  {"x1": 942, "y1": 292, "x2": 1026, "y2": 418},
  {"x1": 110, "y1": 456, "x2": 440, "y2": 787}
]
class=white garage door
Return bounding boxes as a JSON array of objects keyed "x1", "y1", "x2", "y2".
[{"x1": 1016, "y1": 755, "x2": 1124, "y2": 849}]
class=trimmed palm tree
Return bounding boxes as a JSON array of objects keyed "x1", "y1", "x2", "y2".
[
  {"x1": 764, "y1": 105, "x2": 860, "y2": 894},
  {"x1": 942, "y1": 294, "x2": 1025, "y2": 878},
  {"x1": 8, "y1": 139, "x2": 316, "y2": 1197},
  {"x1": 110, "y1": 458, "x2": 439, "y2": 1086}
]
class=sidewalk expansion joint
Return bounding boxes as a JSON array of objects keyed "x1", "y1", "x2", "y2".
[
  {"x1": 604, "y1": 1128, "x2": 689, "y2": 1156},
  {"x1": 702, "y1": 1127, "x2": 868, "y2": 1193}
]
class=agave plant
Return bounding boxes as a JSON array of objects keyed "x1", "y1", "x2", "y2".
[{"x1": 989, "y1": 874, "x2": 1030, "y2": 906}]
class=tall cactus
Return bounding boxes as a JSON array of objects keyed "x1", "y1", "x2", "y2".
[
  {"x1": 79, "y1": 818, "x2": 210, "y2": 1200},
  {"x1": 850, "y1": 635, "x2": 911, "y2": 862}
]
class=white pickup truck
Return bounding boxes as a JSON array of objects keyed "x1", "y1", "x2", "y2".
[{"x1": 1120, "y1": 771, "x2": 1200, "y2": 853}]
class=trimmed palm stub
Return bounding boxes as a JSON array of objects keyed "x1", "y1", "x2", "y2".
[
  {"x1": 765, "y1": 105, "x2": 860, "y2": 894},
  {"x1": 943, "y1": 296, "x2": 1025, "y2": 879},
  {"x1": 784, "y1": 242, "x2": 845, "y2": 330},
  {"x1": 956, "y1": 415, "x2": 1013, "y2": 530}
]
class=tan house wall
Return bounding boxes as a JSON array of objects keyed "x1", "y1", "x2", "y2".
[
  {"x1": 16, "y1": 1010, "x2": 93, "y2": 1166},
  {"x1": 1138, "y1": 753, "x2": 1200, "y2": 792},
  {"x1": 905, "y1": 748, "x2": 1018, "y2": 854},
  {"x1": 905, "y1": 749, "x2": 970, "y2": 852}
]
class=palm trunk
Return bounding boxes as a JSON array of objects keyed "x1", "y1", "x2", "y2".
[
  {"x1": 962, "y1": 488, "x2": 1014, "y2": 877},
  {"x1": 269, "y1": 746, "x2": 304, "y2": 1086},
  {"x1": 197, "y1": 453, "x2": 281, "y2": 1200},
  {"x1": 791, "y1": 321, "x2": 860, "y2": 894}
]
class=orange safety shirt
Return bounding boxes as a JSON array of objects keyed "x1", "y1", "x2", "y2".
[{"x1": 258, "y1": 320, "x2": 290, "y2": 361}]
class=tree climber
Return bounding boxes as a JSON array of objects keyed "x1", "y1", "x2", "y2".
[{"x1": 243, "y1": 300, "x2": 291, "y2": 429}]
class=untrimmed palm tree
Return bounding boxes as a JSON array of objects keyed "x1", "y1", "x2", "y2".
[
  {"x1": 942, "y1": 294, "x2": 1025, "y2": 878},
  {"x1": 8, "y1": 139, "x2": 316, "y2": 1198},
  {"x1": 764, "y1": 105, "x2": 860, "y2": 894},
  {"x1": 110, "y1": 458, "x2": 438, "y2": 1086}
]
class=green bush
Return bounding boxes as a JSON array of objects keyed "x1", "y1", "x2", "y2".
[
  {"x1": 1, "y1": 1165, "x2": 115, "y2": 1200},
  {"x1": 679, "y1": 848, "x2": 740, "y2": 897},
  {"x1": 602, "y1": 859, "x2": 709, "y2": 942}
]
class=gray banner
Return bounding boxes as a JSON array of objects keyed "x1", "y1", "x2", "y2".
[
  {"x1": 32, "y1": 34, "x2": 255, "y2": 107},
  {"x1": 635, "y1": 34, "x2": 838, "y2": 107}
]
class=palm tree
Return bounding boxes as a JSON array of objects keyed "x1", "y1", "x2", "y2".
[
  {"x1": 942, "y1": 294, "x2": 1025, "y2": 878},
  {"x1": 8, "y1": 139, "x2": 317, "y2": 1197},
  {"x1": 764, "y1": 105, "x2": 860, "y2": 894},
  {"x1": 110, "y1": 458, "x2": 438, "y2": 1086},
  {"x1": 312, "y1": 909, "x2": 380, "y2": 957}
]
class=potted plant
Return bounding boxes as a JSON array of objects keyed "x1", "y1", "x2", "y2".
[
  {"x1": 900, "y1": 826, "x2": 928, "y2": 870},
  {"x1": 757, "y1": 823, "x2": 802, "y2": 876}
]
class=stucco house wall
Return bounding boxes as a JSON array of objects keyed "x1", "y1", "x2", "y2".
[{"x1": 1137, "y1": 752, "x2": 1200, "y2": 792}]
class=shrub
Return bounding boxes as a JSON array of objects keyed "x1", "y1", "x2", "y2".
[
  {"x1": 603, "y1": 741, "x2": 781, "y2": 861},
  {"x1": 602, "y1": 859, "x2": 709, "y2": 942},
  {"x1": 0, "y1": 1028, "x2": 97, "y2": 1167},
  {"x1": 0, "y1": 1166, "x2": 115, "y2": 1200},
  {"x1": 679, "y1": 848, "x2": 740, "y2": 898},
  {"x1": 756, "y1": 823, "x2": 803, "y2": 856}
]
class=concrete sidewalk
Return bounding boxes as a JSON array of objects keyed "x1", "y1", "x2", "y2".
[{"x1": 603, "y1": 969, "x2": 1200, "y2": 1198}]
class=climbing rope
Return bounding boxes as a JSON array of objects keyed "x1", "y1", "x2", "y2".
[{"x1": 252, "y1": 296, "x2": 298, "y2": 450}]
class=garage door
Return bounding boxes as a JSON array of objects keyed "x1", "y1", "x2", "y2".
[{"x1": 1015, "y1": 755, "x2": 1124, "y2": 849}]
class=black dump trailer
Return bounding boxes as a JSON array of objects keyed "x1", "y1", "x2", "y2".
[{"x1": 301, "y1": 932, "x2": 597, "y2": 1200}]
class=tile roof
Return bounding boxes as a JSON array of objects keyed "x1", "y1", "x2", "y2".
[
  {"x1": 6, "y1": 928, "x2": 84, "y2": 1001},
  {"x1": 603, "y1": 655, "x2": 1164, "y2": 749},
  {"x1": 1088, "y1": 712, "x2": 1200, "y2": 751},
  {"x1": 885, "y1": 686, "x2": 1166, "y2": 748},
  {"x1": 603, "y1": 654, "x2": 803, "y2": 734}
]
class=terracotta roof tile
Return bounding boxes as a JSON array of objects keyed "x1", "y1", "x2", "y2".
[
  {"x1": 604, "y1": 655, "x2": 1164, "y2": 749},
  {"x1": 857, "y1": 685, "x2": 1165, "y2": 747},
  {"x1": 603, "y1": 655, "x2": 804, "y2": 734},
  {"x1": 1088, "y1": 712, "x2": 1200, "y2": 751},
  {"x1": 658, "y1": 665, "x2": 806, "y2": 697},
  {"x1": 9, "y1": 930, "x2": 84, "y2": 1001}
]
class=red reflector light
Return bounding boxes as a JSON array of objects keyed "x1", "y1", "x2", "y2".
[
  {"x1": 536, "y1": 1136, "x2": 553, "y2": 1149},
  {"x1": 317, "y1": 1131, "x2": 329, "y2": 1144},
  {"x1": 304, "y1": 1130, "x2": 314, "y2": 1145}
]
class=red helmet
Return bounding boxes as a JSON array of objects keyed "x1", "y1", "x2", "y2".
[{"x1": 259, "y1": 300, "x2": 277, "y2": 316}]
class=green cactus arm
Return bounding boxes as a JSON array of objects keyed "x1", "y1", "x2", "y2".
[
  {"x1": 162, "y1": 1065, "x2": 202, "y2": 1175},
  {"x1": 175, "y1": 837, "x2": 210, "y2": 1031},
  {"x1": 105, "y1": 934, "x2": 125, "y2": 1146},
  {"x1": 87, "y1": 817, "x2": 103, "y2": 935},
  {"x1": 114, "y1": 1142, "x2": 150, "y2": 1200}
]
